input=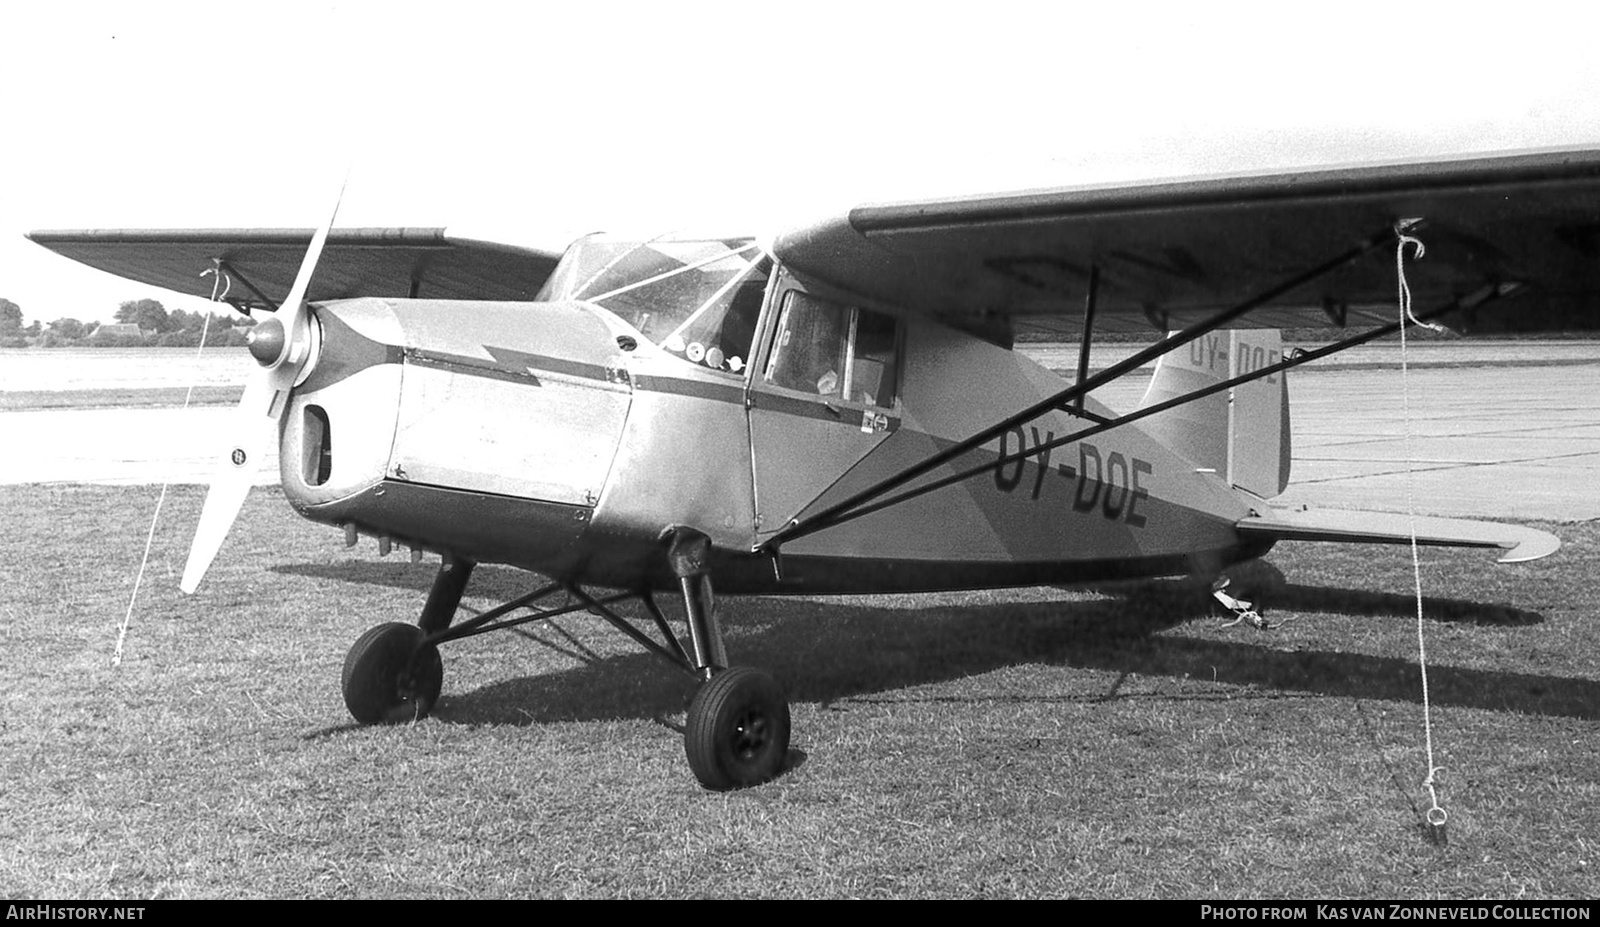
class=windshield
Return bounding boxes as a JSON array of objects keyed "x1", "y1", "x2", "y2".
[{"x1": 540, "y1": 234, "x2": 771, "y2": 374}]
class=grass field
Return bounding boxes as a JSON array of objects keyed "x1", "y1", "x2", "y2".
[{"x1": 1, "y1": 484, "x2": 1596, "y2": 899}]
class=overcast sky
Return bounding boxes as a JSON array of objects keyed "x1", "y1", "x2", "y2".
[{"x1": 4, "y1": 0, "x2": 1599, "y2": 324}]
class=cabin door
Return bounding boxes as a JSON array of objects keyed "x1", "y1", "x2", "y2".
[{"x1": 747, "y1": 279, "x2": 902, "y2": 544}]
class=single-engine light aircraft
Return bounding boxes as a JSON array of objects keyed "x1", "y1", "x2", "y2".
[{"x1": 29, "y1": 149, "x2": 1598, "y2": 789}]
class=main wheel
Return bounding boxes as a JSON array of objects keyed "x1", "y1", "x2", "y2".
[
  {"x1": 684, "y1": 666, "x2": 790, "y2": 790},
  {"x1": 341, "y1": 622, "x2": 443, "y2": 724}
]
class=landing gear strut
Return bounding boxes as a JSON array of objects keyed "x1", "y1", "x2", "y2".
[
  {"x1": 337, "y1": 535, "x2": 790, "y2": 790},
  {"x1": 668, "y1": 528, "x2": 790, "y2": 790}
]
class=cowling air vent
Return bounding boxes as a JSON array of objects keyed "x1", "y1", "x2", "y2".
[{"x1": 302, "y1": 404, "x2": 333, "y2": 486}]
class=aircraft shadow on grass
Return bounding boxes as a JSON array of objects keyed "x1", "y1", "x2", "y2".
[{"x1": 276, "y1": 560, "x2": 1594, "y2": 729}]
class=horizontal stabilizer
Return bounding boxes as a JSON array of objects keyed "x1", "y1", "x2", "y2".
[{"x1": 1236, "y1": 507, "x2": 1559, "y2": 564}]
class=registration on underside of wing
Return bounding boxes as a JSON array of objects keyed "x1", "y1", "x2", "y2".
[{"x1": 1235, "y1": 507, "x2": 1560, "y2": 564}]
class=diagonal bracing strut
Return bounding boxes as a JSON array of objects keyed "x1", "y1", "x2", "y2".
[
  {"x1": 773, "y1": 281, "x2": 1519, "y2": 542},
  {"x1": 760, "y1": 222, "x2": 1514, "y2": 551}
]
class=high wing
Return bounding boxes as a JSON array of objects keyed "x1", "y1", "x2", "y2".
[
  {"x1": 773, "y1": 148, "x2": 1600, "y2": 341},
  {"x1": 25, "y1": 228, "x2": 562, "y2": 313},
  {"x1": 1235, "y1": 508, "x2": 1559, "y2": 564}
]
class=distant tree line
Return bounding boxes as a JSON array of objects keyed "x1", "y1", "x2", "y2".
[{"x1": 0, "y1": 297, "x2": 256, "y2": 348}]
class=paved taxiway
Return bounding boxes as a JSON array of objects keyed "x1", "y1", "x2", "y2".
[
  {"x1": 3, "y1": 345, "x2": 1597, "y2": 521},
  {"x1": 1270, "y1": 362, "x2": 1600, "y2": 521}
]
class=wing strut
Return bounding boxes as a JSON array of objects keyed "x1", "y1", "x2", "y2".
[
  {"x1": 788, "y1": 280, "x2": 1519, "y2": 539},
  {"x1": 760, "y1": 227, "x2": 1523, "y2": 552},
  {"x1": 1072, "y1": 263, "x2": 1100, "y2": 416}
]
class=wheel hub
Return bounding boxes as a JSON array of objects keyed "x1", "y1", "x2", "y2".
[{"x1": 731, "y1": 710, "x2": 770, "y2": 757}]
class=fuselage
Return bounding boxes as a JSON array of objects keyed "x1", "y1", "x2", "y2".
[{"x1": 275, "y1": 236, "x2": 1265, "y2": 594}]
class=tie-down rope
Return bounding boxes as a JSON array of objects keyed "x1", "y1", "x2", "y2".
[
  {"x1": 1395, "y1": 223, "x2": 1448, "y2": 841},
  {"x1": 111, "y1": 269, "x2": 228, "y2": 667}
]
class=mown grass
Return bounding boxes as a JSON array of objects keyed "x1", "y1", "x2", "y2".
[{"x1": 1, "y1": 485, "x2": 1595, "y2": 899}]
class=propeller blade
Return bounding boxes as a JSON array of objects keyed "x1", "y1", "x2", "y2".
[
  {"x1": 179, "y1": 374, "x2": 279, "y2": 593},
  {"x1": 180, "y1": 177, "x2": 348, "y2": 594},
  {"x1": 265, "y1": 179, "x2": 346, "y2": 370}
]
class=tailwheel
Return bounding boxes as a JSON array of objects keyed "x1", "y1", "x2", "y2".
[
  {"x1": 341, "y1": 622, "x2": 443, "y2": 724},
  {"x1": 684, "y1": 666, "x2": 791, "y2": 790}
]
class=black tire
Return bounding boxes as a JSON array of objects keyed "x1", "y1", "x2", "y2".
[
  {"x1": 684, "y1": 666, "x2": 790, "y2": 790},
  {"x1": 341, "y1": 622, "x2": 443, "y2": 724}
]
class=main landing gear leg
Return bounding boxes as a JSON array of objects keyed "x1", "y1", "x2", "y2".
[
  {"x1": 341, "y1": 556, "x2": 475, "y2": 724},
  {"x1": 668, "y1": 528, "x2": 790, "y2": 790}
]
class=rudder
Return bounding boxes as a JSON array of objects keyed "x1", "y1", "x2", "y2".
[{"x1": 1137, "y1": 330, "x2": 1290, "y2": 499}]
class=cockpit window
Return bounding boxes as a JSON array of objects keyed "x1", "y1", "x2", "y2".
[
  {"x1": 540, "y1": 234, "x2": 770, "y2": 374},
  {"x1": 765, "y1": 291, "x2": 899, "y2": 408}
]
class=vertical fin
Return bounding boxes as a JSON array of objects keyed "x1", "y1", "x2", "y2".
[
  {"x1": 1137, "y1": 330, "x2": 1291, "y2": 499},
  {"x1": 1137, "y1": 331, "x2": 1230, "y2": 474}
]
